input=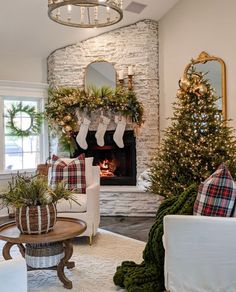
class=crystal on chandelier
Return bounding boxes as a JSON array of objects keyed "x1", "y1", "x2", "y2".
[{"x1": 48, "y1": 0, "x2": 123, "y2": 28}]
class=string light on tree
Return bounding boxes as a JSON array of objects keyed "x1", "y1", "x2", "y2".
[{"x1": 148, "y1": 65, "x2": 236, "y2": 198}]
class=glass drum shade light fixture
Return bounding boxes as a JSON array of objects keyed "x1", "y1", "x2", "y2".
[{"x1": 48, "y1": 0, "x2": 123, "y2": 28}]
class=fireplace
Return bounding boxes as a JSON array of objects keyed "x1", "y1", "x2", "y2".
[{"x1": 73, "y1": 130, "x2": 136, "y2": 185}]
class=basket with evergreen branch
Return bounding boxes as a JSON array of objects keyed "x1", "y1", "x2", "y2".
[{"x1": 0, "y1": 173, "x2": 77, "y2": 234}]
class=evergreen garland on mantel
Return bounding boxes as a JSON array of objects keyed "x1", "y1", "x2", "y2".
[{"x1": 44, "y1": 86, "x2": 144, "y2": 153}]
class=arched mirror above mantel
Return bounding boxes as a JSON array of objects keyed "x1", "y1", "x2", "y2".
[
  {"x1": 184, "y1": 51, "x2": 227, "y2": 119},
  {"x1": 85, "y1": 61, "x2": 116, "y2": 90}
]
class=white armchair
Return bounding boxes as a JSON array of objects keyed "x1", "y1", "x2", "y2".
[
  {"x1": 0, "y1": 257, "x2": 27, "y2": 292},
  {"x1": 48, "y1": 157, "x2": 100, "y2": 244},
  {"x1": 163, "y1": 215, "x2": 236, "y2": 292}
]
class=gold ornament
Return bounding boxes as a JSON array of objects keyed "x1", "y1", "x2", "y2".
[
  {"x1": 179, "y1": 77, "x2": 191, "y2": 91},
  {"x1": 63, "y1": 115, "x2": 72, "y2": 122},
  {"x1": 63, "y1": 125, "x2": 73, "y2": 132},
  {"x1": 193, "y1": 83, "x2": 208, "y2": 96},
  {"x1": 176, "y1": 89, "x2": 185, "y2": 98},
  {"x1": 192, "y1": 73, "x2": 202, "y2": 84},
  {"x1": 58, "y1": 121, "x2": 65, "y2": 126}
]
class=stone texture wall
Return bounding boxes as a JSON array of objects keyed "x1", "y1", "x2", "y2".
[
  {"x1": 47, "y1": 19, "x2": 159, "y2": 180},
  {"x1": 100, "y1": 186, "x2": 163, "y2": 216}
]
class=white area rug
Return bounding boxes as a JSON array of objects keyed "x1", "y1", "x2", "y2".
[{"x1": 1, "y1": 229, "x2": 145, "y2": 292}]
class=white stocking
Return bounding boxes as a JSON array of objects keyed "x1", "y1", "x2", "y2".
[
  {"x1": 76, "y1": 117, "x2": 91, "y2": 150},
  {"x1": 113, "y1": 116, "x2": 126, "y2": 148},
  {"x1": 95, "y1": 115, "x2": 110, "y2": 147}
]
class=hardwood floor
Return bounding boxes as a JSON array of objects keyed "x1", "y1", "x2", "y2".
[
  {"x1": 0, "y1": 215, "x2": 155, "y2": 243},
  {"x1": 100, "y1": 216, "x2": 155, "y2": 242}
]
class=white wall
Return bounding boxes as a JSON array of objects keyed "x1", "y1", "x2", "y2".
[
  {"x1": 159, "y1": 0, "x2": 236, "y2": 134},
  {"x1": 0, "y1": 55, "x2": 47, "y2": 83}
]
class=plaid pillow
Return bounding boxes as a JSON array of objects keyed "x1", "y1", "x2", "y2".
[
  {"x1": 194, "y1": 164, "x2": 236, "y2": 217},
  {"x1": 50, "y1": 154, "x2": 86, "y2": 194}
]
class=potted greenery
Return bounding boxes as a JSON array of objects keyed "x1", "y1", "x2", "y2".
[{"x1": 0, "y1": 173, "x2": 76, "y2": 234}]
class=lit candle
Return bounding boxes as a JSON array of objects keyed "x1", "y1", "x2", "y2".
[
  {"x1": 128, "y1": 65, "x2": 133, "y2": 75},
  {"x1": 67, "y1": 5, "x2": 72, "y2": 21},
  {"x1": 118, "y1": 70, "x2": 124, "y2": 80}
]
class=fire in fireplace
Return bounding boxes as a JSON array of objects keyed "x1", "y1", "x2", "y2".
[
  {"x1": 99, "y1": 158, "x2": 116, "y2": 177},
  {"x1": 73, "y1": 130, "x2": 136, "y2": 185}
]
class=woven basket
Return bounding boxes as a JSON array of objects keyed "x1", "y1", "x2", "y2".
[
  {"x1": 25, "y1": 242, "x2": 64, "y2": 268},
  {"x1": 15, "y1": 203, "x2": 57, "y2": 234}
]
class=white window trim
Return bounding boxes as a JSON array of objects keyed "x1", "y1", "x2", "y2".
[{"x1": 0, "y1": 80, "x2": 49, "y2": 177}]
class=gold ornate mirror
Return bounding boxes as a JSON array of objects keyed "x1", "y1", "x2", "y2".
[
  {"x1": 85, "y1": 61, "x2": 116, "y2": 90},
  {"x1": 184, "y1": 51, "x2": 227, "y2": 119}
]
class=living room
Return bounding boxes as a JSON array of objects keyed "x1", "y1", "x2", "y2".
[{"x1": 1, "y1": 0, "x2": 236, "y2": 291}]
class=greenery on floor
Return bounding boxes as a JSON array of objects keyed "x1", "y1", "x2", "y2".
[{"x1": 113, "y1": 184, "x2": 197, "y2": 291}]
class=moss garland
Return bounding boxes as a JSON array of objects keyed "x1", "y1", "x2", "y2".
[
  {"x1": 113, "y1": 184, "x2": 198, "y2": 292},
  {"x1": 7, "y1": 102, "x2": 43, "y2": 137}
]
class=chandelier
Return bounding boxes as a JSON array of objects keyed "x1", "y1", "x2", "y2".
[{"x1": 48, "y1": 0, "x2": 123, "y2": 28}]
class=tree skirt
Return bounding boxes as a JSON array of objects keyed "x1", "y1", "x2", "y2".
[{"x1": 0, "y1": 229, "x2": 145, "y2": 292}]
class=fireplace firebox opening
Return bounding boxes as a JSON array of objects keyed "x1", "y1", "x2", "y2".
[{"x1": 73, "y1": 130, "x2": 136, "y2": 186}]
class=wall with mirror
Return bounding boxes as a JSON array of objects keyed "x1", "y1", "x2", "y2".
[
  {"x1": 158, "y1": 0, "x2": 236, "y2": 134},
  {"x1": 184, "y1": 51, "x2": 227, "y2": 119},
  {"x1": 85, "y1": 61, "x2": 116, "y2": 89}
]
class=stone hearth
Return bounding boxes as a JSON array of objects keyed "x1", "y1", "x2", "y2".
[{"x1": 100, "y1": 186, "x2": 162, "y2": 217}]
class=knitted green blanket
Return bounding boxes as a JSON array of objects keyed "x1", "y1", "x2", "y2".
[{"x1": 113, "y1": 184, "x2": 197, "y2": 292}]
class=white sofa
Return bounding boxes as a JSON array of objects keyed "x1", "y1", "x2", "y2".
[
  {"x1": 48, "y1": 158, "x2": 100, "y2": 244},
  {"x1": 163, "y1": 215, "x2": 236, "y2": 292},
  {"x1": 0, "y1": 257, "x2": 27, "y2": 292}
]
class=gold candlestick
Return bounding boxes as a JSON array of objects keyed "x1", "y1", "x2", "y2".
[{"x1": 128, "y1": 75, "x2": 133, "y2": 91}]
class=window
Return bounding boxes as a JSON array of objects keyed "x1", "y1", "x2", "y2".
[{"x1": 0, "y1": 81, "x2": 48, "y2": 174}]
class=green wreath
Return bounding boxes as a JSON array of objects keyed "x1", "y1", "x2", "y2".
[{"x1": 7, "y1": 102, "x2": 43, "y2": 137}]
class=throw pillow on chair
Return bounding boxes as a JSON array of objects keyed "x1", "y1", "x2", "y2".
[{"x1": 50, "y1": 154, "x2": 86, "y2": 193}]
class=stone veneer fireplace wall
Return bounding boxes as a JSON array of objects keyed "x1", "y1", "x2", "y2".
[{"x1": 47, "y1": 19, "x2": 162, "y2": 216}]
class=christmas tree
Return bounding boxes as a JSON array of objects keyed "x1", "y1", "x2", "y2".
[{"x1": 149, "y1": 66, "x2": 236, "y2": 198}]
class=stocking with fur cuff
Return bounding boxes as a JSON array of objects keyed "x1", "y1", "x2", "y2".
[
  {"x1": 95, "y1": 115, "x2": 110, "y2": 147},
  {"x1": 76, "y1": 117, "x2": 91, "y2": 150},
  {"x1": 113, "y1": 116, "x2": 126, "y2": 148}
]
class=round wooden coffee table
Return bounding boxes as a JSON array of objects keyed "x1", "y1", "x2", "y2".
[{"x1": 0, "y1": 217, "x2": 86, "y2": 289}]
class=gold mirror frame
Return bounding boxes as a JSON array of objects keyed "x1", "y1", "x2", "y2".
[
  {"x1": 184, "y1": 51, "x2": 227, "y2": 119},
  {"x1": 84, "y1": 60, "x2": 117, "y2": 90}
]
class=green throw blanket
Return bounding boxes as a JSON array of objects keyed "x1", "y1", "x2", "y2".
[{"x1": 113, "y1": 184, "x2": 198, "y2": 292}]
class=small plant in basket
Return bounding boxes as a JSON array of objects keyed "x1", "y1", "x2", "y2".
[{"x1": 0, "y1": 173, "x2": 77, "y2": 234}]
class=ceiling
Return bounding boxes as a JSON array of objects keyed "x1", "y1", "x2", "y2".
[{"x1": 0, "y1": 0, "x2": 179, "y2": 59}]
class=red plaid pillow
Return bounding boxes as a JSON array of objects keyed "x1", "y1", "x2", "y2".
[
  {"x1": 50, "y1": 154, "x2": 86, "y2": 194},
  {"x1": 194, "y1": 164, "x2": 236, "y2": 217}
]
